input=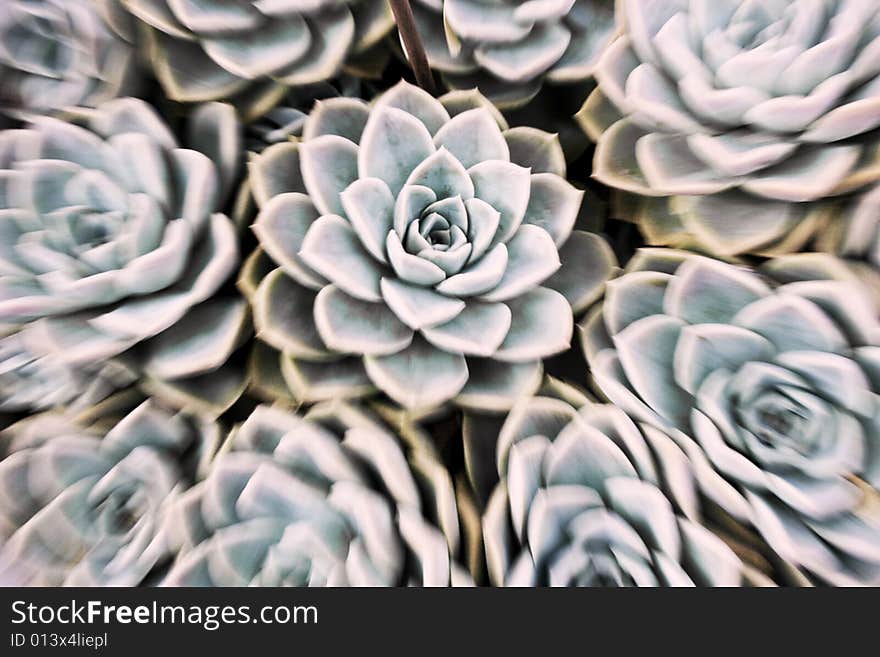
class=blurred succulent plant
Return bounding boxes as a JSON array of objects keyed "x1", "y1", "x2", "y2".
[
  {"x1": 769, "y1": 184, "x2": 880, "y2": 304},
  {"x1": 0, "y1": 98, "x2": 249, "y2": 417},
  {"x1": 0, "y1": 400, "x2": 217, "y2": 585},
  {"x1": 246, "y1": 81, "x2": 617, "y2": 411},
  {"x1": 163, "y1": 402, "x2": 475, "y2": 586},
  {"x1": 0, "y1": 0, "x2": 137, "y2": 118},
  {"x1": 480, "y1": 395, "x2": 746, "y2": 586},
  {"x1": 611, "y1": 192, "x2": 842, "y2": 258},
  {"x1": 118, "y1": 0, "x2": 393, "y2": 117},
  {"x1": 407, "y1": 0, "x2": 616, "y2": 109},
  {"x1": 578, "y1": 1, "x2": 880, "y2": 255},
  {"x1": 581, "y1": 249, "x2": 880, "y2": 585},
  {"x1": 0, "y1": 330, "x2": 136, "y2": 413}
]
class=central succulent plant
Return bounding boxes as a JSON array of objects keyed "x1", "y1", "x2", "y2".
[
  {"x1": 579, "y1": 0, "x2": 880, "y2": 256},
  {"x1": 247, "y1": 81, "x2": 616, "y2": 411},
  {"x1": 119, "y1": 0, "x2": 394, "y2": 115},
  {"x1": 581, "y1": 249, "x2": 880, "y2": 585},
  {"x1": 163, "y1": 402, "x2": 474, "y2": 586},
  {"x1": 408, "y1": 0, "x2": 616, "y2": 108}
]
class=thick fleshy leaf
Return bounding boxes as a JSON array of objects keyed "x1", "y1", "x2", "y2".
[
  {"x1": 252, "y1": 192, "x2": 326, "y2": 289},
  {"x1": 444, "y1": 0, "x2": 532, "y2": 44},
  {"x1": 405, "y1": 148, "x2": 475, "y2": 200},
  {"x1": 358, "y1": 107, "x2": 435, "y2": 196},
  {"x1": 673, "y1": 324, "x2": 775, "y2": 396},
  {"x1": 542, "y1": 428, "x2": 638, "y2": 494},
  {"x1": 464, "y1": 197, "x2": 501, "y2": 263},
  {"x1": 664, "y1": 257, "x2": 771, "y2": 325},
  {"x1": 299, "y1": 215, "x2": 385, "y2": 301},
  {"x1": 281, "y1": 354, "x2": 375, "y2": 403},
  {"x1": 494, "y1": 287, "x2": 573, "y2": 362},
  {"x1": 302, "y1": 98, "x2": 370, "y2": 143},
  {"x1": 613, "y1": 314, "x2": 691, "y2": 427},
  {"x1": 625, "y1": 63, "x2": 706, "y2": 134},
  {"x1": 592, "y1": 119, "x2": 656, "y2": 195},
  {"x1": 544, "y1": 231, "x2": 618, "y2": 316},
  {"x1": 468, "y1": 161, "x2": 531, "y2": 244},
  {"x1": 252, "y1": 269, "x2": 328, "y2": 359},
  {"x1": 733, "y1": 294, "x2": 848, "y2": 353},
  {"x1": 435, "y1": 243, "x2": 508, "y2": 297},
  {"x1": 364, "y1": 337, "x2": 468, "y2": 409},
  {"x1": 313, "y1": 285, "x2": 413, "y2": 356},
  {"x1": 636, "y1": 133, "x2": 736, "y2": 196},
  {"x1": 474, "y1": 23, "x2": 571, "y2": 83},
  {"x1": 150, "y1": 32, "x2": 251, "y2": 103},
  {"x1": 743, "y1": 145, "x2": 862, "y2": 202},
  {"x1": 248, "y1": 142, "x2": 306, "y2": 208},
  {"x1": 144, "y1": 298, "x2": 249, "y2": 380},
  {"x1": 274, "y1": 7, "x2": 355, "y2": 86},
  {"x1": 371, "y1": 81, "x2": 451, "y2": 136},
  {"x1": 201, "y1": 16, "x2": 311, "y2": 79},
  {"x1": 606, "y1": 477, "x2": 680, "y2": 559},
  {"x1": 339, "y1": 178, "x2": 395, "y2": 264},
  {"x1": 144, "y1": 361, "x2": 247, "y2": 419},
  {"x1": 433, "y1": 108, "x2": 509, "y2": 169},
  {"x1": 504, "y1": 127, "x2": 566, "y2": 176},
  {"x1": 422, "y1": 301, "x2": 512, "y2": 357},
  {"x1": 521, "y1": 174, "x2": 582, "y2": 247},
  {"x1": 480, "y1": 225, "x2": 560, "y2": 302},
  {"x1": 299, "y1": 135, "x2": 359, "y2": 216},
  {"x1": 393, "y1": 185, "x2": 437, "y2": 238},
  {"x1": 496, "y1": 396, "x2": 580, "y2": 475},
  {"x1": 380, "y1": 278, "x2": 465, "y2": 330},
  {"x1": 602, "y1": 270, "x2": 670, "y2": 335},
  {"x1": 385, "y1": 231, "x2": 446, "y2": 286},
  {"x1": 186, "y1": 102, "x2": 241, "y2": 204},
  {"x1": 455, "y1": 359, "x2": 542, "y2": 412}
]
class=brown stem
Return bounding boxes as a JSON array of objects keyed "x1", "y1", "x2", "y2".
[{"x1": 389, "y1": 0, "x2": 437, "y2": 95}]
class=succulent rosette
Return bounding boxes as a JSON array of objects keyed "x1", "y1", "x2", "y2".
[
  {"x1": 0, "y1": 98, "x2": 249, "y2": 417},
  {"x1": 247, "y1": 80, "x2": 617, "y2": 411},
  {"x1": 0, "y1": 400, "x2": 217, "y2": 585},
  {"x1": 119, "y1": 0, "x2": 393, "y2": 115},
  {"x1": 578, "y1": 1, "x2": 880, "y2": 256},
  {"x1": 163, "y1": 402, "x2": 475, "y2": 586},
  {"x1": 480, "y1": 395, "x2": 746, "y2": 586},
  {"x1": 581, "y1": 249, "x2": 880, "y2": 585},
  {"x1": 408, "y1": 0, "x2": 616, "y2": 109},
  {"x1": 0, "y1": 0, "x2": 137, "y2": 118}
]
